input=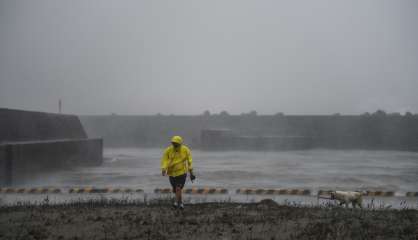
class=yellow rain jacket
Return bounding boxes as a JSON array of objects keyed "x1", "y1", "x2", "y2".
[{"x1": 161, "y1": 145, "x2": 193, "y2": 177}]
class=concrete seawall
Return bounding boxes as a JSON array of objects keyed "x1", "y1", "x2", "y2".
[
  {"x1": 0, "y1": 139, "x2": 102, "y2": 186},
  {"x1": 0, "y1": 108, "x2": 103, "y2": 186},
  {"x1": 0, "y1": 108, "x2": 87, "y2": 142},
  {"x1": 0, "y1": 145, "x2": 11, "y2": 186}
]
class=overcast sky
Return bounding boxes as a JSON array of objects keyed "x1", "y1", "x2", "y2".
[{"x1": 0, "y1": 0, "x2": 417, "y2": 115}]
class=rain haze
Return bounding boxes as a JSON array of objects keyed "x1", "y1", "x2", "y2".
[
  {"x1": 1, "y1": 3, "x2": 418, "y2": 239},
  {"x1": 0, "y1": 0, "x2": 418, "y2": 212},
  {"x1": 1, "y1": 0, "x2": 418, "y2": 115}
]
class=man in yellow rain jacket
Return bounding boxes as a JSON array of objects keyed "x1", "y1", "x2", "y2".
[{"x1": 161, "y1": 135, "x2": 195, "y2": 209}]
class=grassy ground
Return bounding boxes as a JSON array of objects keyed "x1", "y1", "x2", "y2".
[{"x1": 0, "y1": 199, "x2": 417, "y2": 240}]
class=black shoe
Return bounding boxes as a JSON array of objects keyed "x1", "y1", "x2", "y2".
[{"x1": 178, "y1": 203, "x2": 184, "y2": 210}]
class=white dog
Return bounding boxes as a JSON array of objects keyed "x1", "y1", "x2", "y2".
[{"x1": 330, "y1": 191, "x2": 363, "y2": 208}]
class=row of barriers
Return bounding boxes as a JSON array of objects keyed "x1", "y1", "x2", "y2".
[
  {"x1": 154, "y1": 188, "x2": 228, "y2": 194},
  {"x1": 69, "y1": 188, "x2": 143, "y2": 193},
  {"x1": 236, "y1": 188, "x2": 310, "y2": 195},
  {"x1": 0, "y1": 188, "x2": 62, "y2": 194},
  {"x1": 0, "y1": 187, "x2": 417, "y2": 197}
]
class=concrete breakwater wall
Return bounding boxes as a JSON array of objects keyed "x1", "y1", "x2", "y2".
[
  {"x1": 0, "y1": 108, "x2": 87, "y2": 142},
  {"x1": 0, "y1": 108, "x2": 103, "y2": 186},
  {"x1": 80, "y1": 113, "x2": 418, "y2": 151},
  {"x1": 0, "y1": 139, "x2": 102, "y2": 185},
  {"x1": 200, "y1": 129, "x2": 314, "y2": 150}
]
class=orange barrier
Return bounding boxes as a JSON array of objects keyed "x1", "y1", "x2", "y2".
[
  {"x1": 154, "y1": 188, "x2": 172, "y2": 194},
  {"x1": 317, "y1": 190, "x2": 333, "y2": 196},
  {"x1": 406, "y1": 192, "x2": 418, "y2": 197},
  {"x1": 365, "y1": 191, "x2": 395, "y2": 197}
]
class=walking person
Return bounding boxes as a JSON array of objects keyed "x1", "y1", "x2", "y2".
[{"x1": 161, "y1": 136, "x2": 196, "y2": 209}]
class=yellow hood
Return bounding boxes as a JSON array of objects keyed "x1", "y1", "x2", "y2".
[{"x1": 171, "y1": 136, "x2": 183, "y2": 144}]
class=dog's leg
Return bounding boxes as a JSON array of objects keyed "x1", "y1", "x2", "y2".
[{"x1": 356, "y1": 199, "x2": 362, "y2": 209}]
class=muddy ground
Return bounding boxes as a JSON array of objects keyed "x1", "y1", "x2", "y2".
[{"x1": 0, "y1": 199, "x2": 417, "y2": 240}]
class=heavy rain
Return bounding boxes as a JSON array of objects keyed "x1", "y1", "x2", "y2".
[{"x1": 1, "y1": 1, "x2": 417, "y2": 239}]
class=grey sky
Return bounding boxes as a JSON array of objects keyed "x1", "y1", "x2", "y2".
[{"x1": 0, "y1": 0, "x2": 417, "y2": 115}]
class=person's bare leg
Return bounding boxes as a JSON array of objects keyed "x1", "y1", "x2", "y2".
[{"x1": 176, "y1": 186, "x2": 182, "y2": 204}]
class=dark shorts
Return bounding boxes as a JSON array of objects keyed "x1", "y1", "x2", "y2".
[{"x1": 169, "y1": 174, "x2": 187, "y2": 193}]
